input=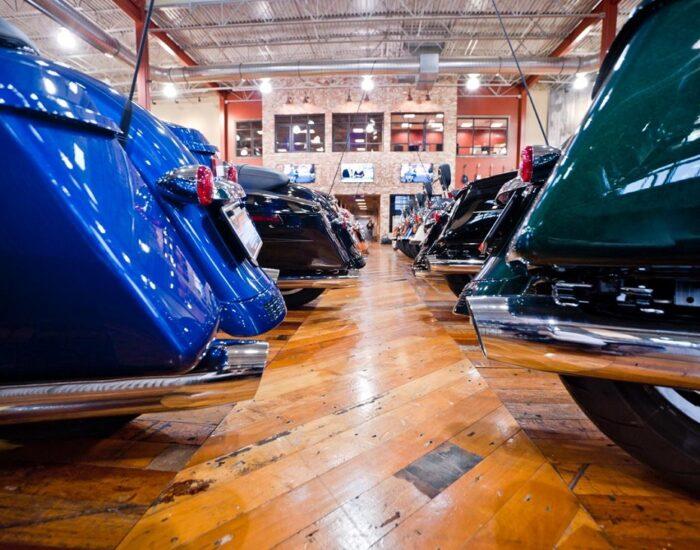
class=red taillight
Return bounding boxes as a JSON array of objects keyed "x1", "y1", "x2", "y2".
[
  {"x1": 196, "y1": 165, "x2": 214, "y2": 206},
  {"x1": 520, "y1": 146, "x2": 533, "y2": 183},
  {"x1": 478, "y1": 242, "x2": 487, "y2": 254},
  {"x1": 251, "y1": 214, "x2": 282, "y2": 225},
  {"x1": 431, "y1": 211, "x2": 441, "y2": 223},
  {"x1": 226, "y1": 164, "x2": 238, "y2": 183}
]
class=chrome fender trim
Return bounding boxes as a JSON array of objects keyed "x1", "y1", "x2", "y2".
[
  {"x1": 0, "y1": 339, "x2": 269, "y2": 424},
  {"x1": 277, "y1": 270, "x2": 360, "y2": 289},
  {"x1": 427, "y1": 256, "x2": 484, "y2": 274},
  {"x1": 467, "y1": 295, "x2": 700, "y2": 390}
]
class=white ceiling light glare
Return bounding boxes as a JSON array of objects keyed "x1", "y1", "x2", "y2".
[
  {"x1": 361, "y1": 75, "x2": 375, "y2": 93},
  {"x1": 465, "y1": 74, "x2": 481, "y2": 92},
  {"x1": 259, "y1": 78, "x2": 272, "y2": 95},
  {"x1": 573, "y1": 73, "x2": 589, "y2": 90},
  {"x1": 56, "y1": 27, "x2": 77, "y2": 50},
  {"x1": 162, "y1": 83, "x2": 178, "y2": 98}
]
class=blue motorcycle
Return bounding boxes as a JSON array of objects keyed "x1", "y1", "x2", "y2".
[{"x1": 0, "y1": 20, "x2": 281, "y2": 423}]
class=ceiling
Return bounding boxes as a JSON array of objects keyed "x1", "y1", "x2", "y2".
[{"x1": 2, "y1": 0, "x2": 640, "y2": 96}]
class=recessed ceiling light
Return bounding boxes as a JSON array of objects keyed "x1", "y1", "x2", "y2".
[
  {"x1": 162, "y1": 83, "x2": 177, "y2": 98},
  {"x1": 465, "y1": 74, "x2": 481, "y2": 92},
  {"x1": 259, "y1": 78, "x2": 272, "y2": 94},
  {"x1": 572, "y1": 73, "x2": 589, "y2": 90},
  {"x1": 361, "y1": 75, "x2": 374, "y2": 92},
  {"x1": 56, "y1": 27, "x2": 77, "y2": 50}
]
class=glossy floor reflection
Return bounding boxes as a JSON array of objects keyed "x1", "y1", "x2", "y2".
[{"x1": 0, "y1": 244, "x2": 697, "y2": 549}]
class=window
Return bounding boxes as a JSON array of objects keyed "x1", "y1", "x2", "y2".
[
  {"x1": 332, "y1": 113, "x2": 383, "y2": 152},
  {"x1": 390, "y1": 112, "x2": 444, "y2": 152},
  {"x1": 274, "y1": 114, "x2": 325, "y2": 153},
  {"x1": 235, "y1": 120, "x2": 262, "y2": 157},
  {"x1": 457, "y1": 117, "x2": 508, "y2": 156}
]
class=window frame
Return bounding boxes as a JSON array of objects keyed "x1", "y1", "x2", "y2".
[
  {"x1": 274, "y1": 114, "x2": 325, "y2": 153},
  {"x1": 332, "y1": 112, "x2": 383, "y2": 152},
  {"x1": 390, "y1": 112, "x2": 444, "y2": 153},
  {"x1": 456, "y1": 116, "x2": 509, "y2": 157},
  {"x1": 235, "y1": 120, "x2": 263, "y2": 157}
]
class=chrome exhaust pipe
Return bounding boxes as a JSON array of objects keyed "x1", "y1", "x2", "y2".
[
  {"x1": 0, "y1": 339, "x2": 268, "y2": 424},
  {"x1": 427, "y1": 256, "x2": 484, "y2": 274},
  {"x1": 277, "y1": 270, "x2": 359, "y2": 290},
  {"x1": 467, "y1": 295, "x2": 700, "y2": 390}
]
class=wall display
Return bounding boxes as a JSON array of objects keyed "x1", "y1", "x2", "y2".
[
  {"x1": 400, "y1": 163, "x2": 434, "y2": 184},
  {"x1": 341, "y1": 163, "x2": 374, "y2": 183},
  {"x1": 282, "y1": 163, "x2": 316, "y2": 183}
]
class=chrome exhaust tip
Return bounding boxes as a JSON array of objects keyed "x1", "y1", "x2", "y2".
[
  {"x1": 467, "y1": 295, "x2": 700, "y2": 390},
  {"x1": 277, "y1": 270, "x2": 360, "y2": 290},
  {"x1": 0, "y1": 339, "x2": 269, "y2": 424},
  {"x1": 427, "y1": 256, "x2": 484, "y2": 275}
]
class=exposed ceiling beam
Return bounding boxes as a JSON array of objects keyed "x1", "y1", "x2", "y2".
[
  {"x1": 111, "y1": 0, "x2": 199, "y2": 66},
  {"x1": 111, "y1": 0, "x2": 222, "y2": 91},
  {"x1": 189, "y1": 32, "x2": 574, "y2": 52},
  {"x1": 150, "y1": 11, "x2": 605, "y2": 34},
  {"x1": 520, "y1": 1, "x2": 606, "y2": 90}
]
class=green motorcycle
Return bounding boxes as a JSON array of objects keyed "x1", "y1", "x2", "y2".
[{"x1": 464, "y1": 0, "x2": 700, "y2": 490}]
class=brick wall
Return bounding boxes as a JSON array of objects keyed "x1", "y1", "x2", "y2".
[{"x1": 262, "y1": 85, "x2": 458, "y2": 237}]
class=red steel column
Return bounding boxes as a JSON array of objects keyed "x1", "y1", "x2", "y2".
[
  {"x1": 219, "y1": 92, "x2": 230, "y2": 162},
  {"x1": 134, "y1": 2, "x2": 151, "y2": 109},
  {"x1": 600, "y1": 0, "x2": 619, "y2": 63}
]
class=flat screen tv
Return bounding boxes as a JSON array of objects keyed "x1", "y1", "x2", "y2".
[
  {"x1": 341, "y1": 163, "x2": 374, "y2": 183},
  {"x1": 282, "y1": 163, "x2": 316, "y2": 183},
  {"x1": 400, "y1": 162, "x2": 434, "y2": 184}
]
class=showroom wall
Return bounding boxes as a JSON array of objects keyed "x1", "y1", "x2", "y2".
[
  {"x1": 226, "y1": 94, "x2": 263, "y2": 166},
  {"x1": 547, "y1": 85, "x2": 591, "y2": 147},
  {"x1": 151, "y1": 83, "x2": 554, "y2": 238},
  {"x1": 455, "y1": 93, "x2": 519, "y2": 183},
  {"x1": 151, "y1": 94, "x2": 221, "y2": 149},
  {"x1": 262, "y1": 85, "x2": 458, "y2": 237}
]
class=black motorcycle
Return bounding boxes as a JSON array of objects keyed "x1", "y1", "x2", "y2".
[{"x1": 237, "y1": 164, "x2": 365, "y2": 308}]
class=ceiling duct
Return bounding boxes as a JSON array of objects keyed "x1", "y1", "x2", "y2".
[
  {"x1": 26, "y1": 0, "x2": 599, "y2": 84},
  {"x1": 416, "y1": 47, "x2": 440, "y2": 91}
]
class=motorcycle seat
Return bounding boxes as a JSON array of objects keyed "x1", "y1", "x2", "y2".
[{"x1": 236, "y1": 164, "x2": 290, "y2": 192}]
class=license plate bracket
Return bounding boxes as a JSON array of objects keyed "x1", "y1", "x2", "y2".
[{"x1": 222, "y1": 204, "x2": 263, "y2": 262}]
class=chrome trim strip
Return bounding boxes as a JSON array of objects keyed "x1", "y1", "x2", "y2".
[
  {"x1": 0, "y1": 339, "x2": 269, "y2": 424},
  {"x1": 427, "y1": 256, "x2": 484, "y2": 274},
  {"x1": 467, "y1": 295, "x2": 700, "y2": 390},
  {"x1": 277, "y1": 270, "x2": 360, "y2": 289},
  {"x1": 262, "y1": 267, "x2": 280, "y2": 283}
]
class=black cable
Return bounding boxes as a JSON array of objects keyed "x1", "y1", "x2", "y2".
[
  {"x1": 490, "y1": 0, "x2": 549, "y2": 146},
  {"x1": 118, "y1": 0, "x2": 156, "y2": 145}
]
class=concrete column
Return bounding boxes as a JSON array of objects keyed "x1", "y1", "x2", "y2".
[{"x1": 379, "y1": 193, "x2": 391, "y2": 240}]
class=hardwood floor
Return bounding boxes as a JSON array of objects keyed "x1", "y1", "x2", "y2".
[{"x1": 0, "y1": 244, "x2": 697, "y2": 548}]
